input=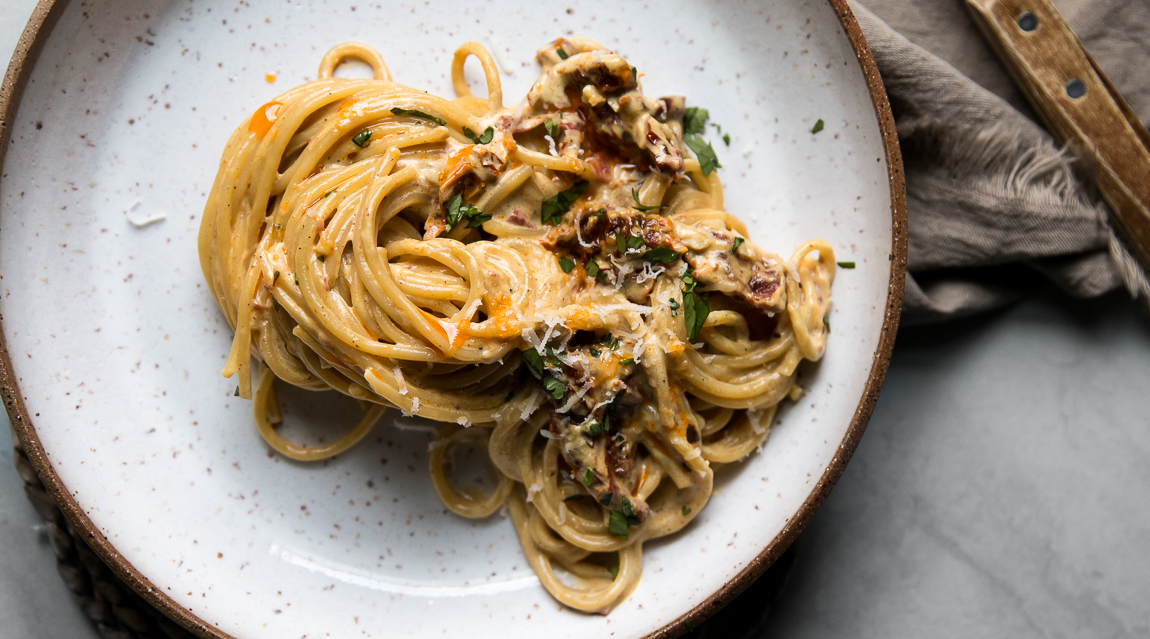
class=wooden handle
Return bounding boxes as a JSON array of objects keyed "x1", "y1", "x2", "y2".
[{"x1": 967, "y1": 0, "x2": 1150, "y2": 271}]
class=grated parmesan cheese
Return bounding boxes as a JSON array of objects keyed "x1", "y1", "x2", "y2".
[{"x1": 394, "y1": 367, "x2": 408, "y2": 395}]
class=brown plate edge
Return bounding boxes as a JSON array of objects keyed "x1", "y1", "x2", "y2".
[{"x1": 0, "y1": 1, "x2": 907, "y2": 638}]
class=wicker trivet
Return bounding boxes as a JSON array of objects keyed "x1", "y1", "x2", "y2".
[{"x1": 13, "y1": 442, "x2": 793, "y2": 639}]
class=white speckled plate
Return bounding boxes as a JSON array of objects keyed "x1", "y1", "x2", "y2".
[{"x1": 0, "y1": 1, "x2": 904, "y2": 637}]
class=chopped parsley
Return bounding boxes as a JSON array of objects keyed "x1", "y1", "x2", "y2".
[
  {"x1": 681, "y1": 270, "x2": 698, "y2": 292},
  {"x1": 684, "y1": 134, "x2": 721, "y2": 175},
  {"x1": 585, "y1": 261, "x2": 602, "y2": 279},
  {"x1": 682, "y1": 506, "x2": 692, "y2": 516},
  {"x1": 556, "y1": 48, "x2": 569, "y2": 60},
  {"x1": 543, "y1": 117, "x2": 561, "y2": 141},
  {"x1": 837, "y1": 261, "x2": 856, "y2": 269},
  {"x1": 608, "y1": 566, "x2": 619, "y2": 580},
  {"x1": 683, "y1": 292, "x2": 710, "y2": 342},
  {"x1": 444, "y1": 194, "x2": 490, "y2": 232},
  {"x1": 389, "y1": 107, "x2": 446, "y2": 126},
  {"x1": 642, "y1": 247, "x2": 680, "y2": 264},
  {"x1": 599, "y1": 333, "x2": 620, "y2": 350},
  {"x1": 616, "y1": 232, "x2": 645, "y2": 253},
  {"x1": 621, "y1": 358, "x2": 635, "y2": 366},
  {"x1": 272, "y1": 271, "x2": 281, "y2": 286},
  {"x1": 630, "y1": 187, "x2": 665, "y2": 212},
  {"x1": 586, "y1": 421, "x2": 607, "y2": 436},
  {"x1": 594, "y1": 208, "x2": 607, "y2": 218},
  {"x1": 723, "y1": 133, "x2": 731, "y2": 146},
  {"x1": 541, "y1": 180, "x2": 589, "y2": 225},
  {"x1": 668, "y1": 298, "x2": 680, "y2": 316},
  {"x1": 683, "y1": 106, "x2": 709, "y2": 136},
  {"x1": 462, "y1": 125, "x2": 494, "y2": 144},
  {"x1": 732, "y1": 237, "x2": 744, "y2": 253},
  {"x1": 324, "y1": 190, "x2": 335, "y2": 198},
  {"x1": 811, "y1": 118, "x2": 825, "y2": 134},
  {"x1": 233, "y1": 387, "x2": 240, "y2": 397},
  {"x1": 273, "y1": 224, "x2": 282, "y2": 232},
  {"x1": 823, "y1": 315, "x2": 831, "y2": 333},
  {"x1": 607, "y1": 510, "x2": 631, "y2": 540},
  {"x1": 522, "y1": 348, "x2": 544, "y2": 379},
  {"x1": 542, "y1": 375, "x2": 567, "y2": 401},
  {"x1": 589, "y1": 347, "x2": 601, "y2": 357},
  {"x1": 558, "y1": 256, "x2": 576, "y2": 273},
  {"x1": 620, "y1": 497, "x2": 637, "y2": 518},
  {"x1": 581, "y1": 468, "x2": 594, "y2": 485},
  {"x1": 351, "y1": 129, "x2": 372, "y2": 147},
  {"x1": 630, "y1": 66, "x2": 637, "y2": 83},
  {"x1": 317, "y1": 255, "x2": 325, "y2": 263}
]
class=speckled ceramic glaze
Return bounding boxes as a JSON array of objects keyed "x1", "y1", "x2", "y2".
[{"x1": 0, "y1": 1, "x2": 903, "y2": 637}]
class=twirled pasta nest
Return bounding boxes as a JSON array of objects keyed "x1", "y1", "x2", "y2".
[{"x1": 199, "y1": 37, "x2": 835, "y2": 614}]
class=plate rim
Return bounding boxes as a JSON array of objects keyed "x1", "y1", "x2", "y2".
[{"x1": 0, "y1": 0, "x2": 907, "y2": 636}]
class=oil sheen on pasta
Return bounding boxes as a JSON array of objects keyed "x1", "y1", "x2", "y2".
[{"x1": 198, "y1": 38, "x2": 835, "y2": 614}]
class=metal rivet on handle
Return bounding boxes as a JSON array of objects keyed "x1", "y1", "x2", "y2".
[
  {"x1": 1017, "y1": 11, "x2": 1039, "y2": 32},
  {"x1": 1066, "y1": 79, "x2": 1087, "y2": 99}
]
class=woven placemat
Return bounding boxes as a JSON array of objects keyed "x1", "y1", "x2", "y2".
[{"x1": 12, "y1": 443, "x2": 794, "y2": 639}]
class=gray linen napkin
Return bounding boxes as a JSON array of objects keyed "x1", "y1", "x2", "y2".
[{"x1": 850, "y1": 0, "x2": 1150, "y2": 325}]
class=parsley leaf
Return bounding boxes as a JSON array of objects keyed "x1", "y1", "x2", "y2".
[
  {"x1": 668, "y1": 299, "x2": 680, "y2": 310},
  {"x1": 444, "y1": 194, "x2": 489, "y2": 231},
  {"x1": 585, "y1": 261, "x2": 602, "y2": 279},
  {"x1": 681, "y1": 271, "x2": 698, "y2": 292},
  {"x1": 642, "y1": 247, "x2": 681, "y2": 264},
  {"x1": 823, "y1": 315, "x2": 830, "y2": 333},
  {"x1": 683, "y1": 292, "x2": 710, "y2": 342},
  {"x1": 630, "y1": 66, "x2": 637, "y2": 83},
  {"x1": 682, "y1": 506, "x2": 692, "y2": 516},
  {"x1": 630, "y1": 188, "x2": 665, "y2": 212},
  {"x1": 811, "y1": 118, "x2": 825, "y2": 134},
  {"x1": 351, "y1": 129, "x2": 372, "y2": 148},
  {"x1": 586, "y1": 421, "x2": 606, "y2": 436},
  {"x1": 463, "y1": 125, "x2": 495, "y2": 144},
  {"x1": 589, "y1": 347, "x2": 601, "y2": 357},
  {"x1": 390, "y1": 107, "x2": 446, "y2": 126},
  {"x1": 608, "y1": 510, "x2": 630, "y2": 539},
  {"x1": 620, "y1": 497, "x2": 636, "y2": 518},
  {"x1": 234, "y1": 387, "x2": 240, "y2": 397},
  {"x1": 683, "y1": 106, "x2": 709, "y2": 136},
  {"x1": 557, "y1": 48, "x2": 569, "y2": 60},
  {"x1": 608, "y1": 566, "x2": 619, "y2": 580},
  {"x1": 558, "y1": 257, "x2": 575, "y2": 273},
  {"x1": 723, "y1": 132, "x2": 731, "y2": 146},
  {"x1": 684, "y1": 134, "x2": 721, "y2": 175},
  {"x1": 621, "y1": 358, "x2": 635, "y2": 366},
  {"x1": 272, "y1": 271, "x2": 281, "y2": 286},
  {"x1": 522, "y1": 348, "x2": 544, "y2": 379},
  {"x1": 542, "y1": 375, "x2": 567, "y2": 401},
  {"x1": 732, "y1": 237, "x2": 744, "y2": 253},
  {"x1": 543, "y1": 117, "x2": 561, "y2": 141},
  {"x1": 627, "y1": 236, "x2": 645, "y2": 250},
  {"x1": 540, "y1": 180, "x2": 588, "y2": 225},
  {"x1": 599, "y1": 333, "x2": 620, "y2": 350},
  {"x1": 616, "y1": 233, "x2": 627, "y2": 254},
  {"x1": 837, "y1": 261, "x2": 856, "y2": 269},
  {"x1": 581, "y1": 468, "x2": 594, "y2": 485}
]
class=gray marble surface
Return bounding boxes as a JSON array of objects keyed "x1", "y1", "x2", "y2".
[{"x1": 2, "y1": 2, "x2": 1148, "y2": 638}]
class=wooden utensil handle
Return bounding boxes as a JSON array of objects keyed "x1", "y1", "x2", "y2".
[{"x1": 967, "y1": 0, "x2": 1150, "y2": 271}]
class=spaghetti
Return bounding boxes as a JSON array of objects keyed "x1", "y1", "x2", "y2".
[{"x1": 199, "y1": 38, "x2": 835, "y2": 613}]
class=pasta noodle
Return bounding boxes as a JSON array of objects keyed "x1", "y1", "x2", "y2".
[{"x1": 198, "y1": 38, "x2": 835, "y2": 613}]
